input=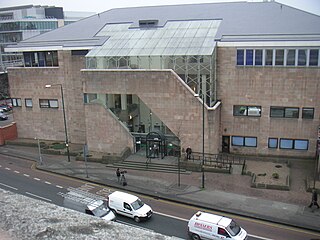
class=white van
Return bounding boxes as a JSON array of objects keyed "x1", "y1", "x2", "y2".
[
  {"x1": 107, "y1": 191, "x2": 153, "y2": 222},
  {"x1": 61, "y1": 188, "x2": 116, "y2": 221},
  {"x1": 188, "y1": 211, "x2": 247, "y2": 240}
]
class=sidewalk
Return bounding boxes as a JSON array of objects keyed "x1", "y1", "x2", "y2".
[{"x1": 1, "y1": 144, "x2": 319, "y2": 232}]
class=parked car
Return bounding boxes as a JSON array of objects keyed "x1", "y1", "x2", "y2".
[
  {"x1": 60, "y1": 188, "x2": 116, "y2": 221},
  {"x1": 0, "y1": 112, "x2": 8, "y2": 121},
  {"x1": 107, "y1": 191, "x2": 153, "y2": 222},
  {"x1": 0, "y1": 104, "x2": 12, "y2": 112},
  {"x1": 188, "y1": 211, "x2": 247, "y2": 240}
]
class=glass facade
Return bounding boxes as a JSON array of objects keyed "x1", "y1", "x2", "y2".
[
  {"x1": 86, "y1": 20, "x2": 221, "y2": 106},
  {"x1": 0, "y1": 20, "x2": 58, "y2": 31}
]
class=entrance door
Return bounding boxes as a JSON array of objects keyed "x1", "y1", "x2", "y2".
[{"x1": 222, "y1": 136, "x2": 230, "y2": 153}]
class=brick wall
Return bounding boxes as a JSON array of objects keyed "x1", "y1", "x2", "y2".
[{"x1": 0, "y1": 123, "x2": 17, "y2": 145}]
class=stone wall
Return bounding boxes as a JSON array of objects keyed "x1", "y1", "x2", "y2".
[
  {"x1": 0, "y1": 188, "x2": 174, "y2": 240},
  {"x1": 82, "y1": 69, "x2": 221, "y2": 154},
  {"x1": 217, "y1": 47, "x2": 320, "y2": 157}
]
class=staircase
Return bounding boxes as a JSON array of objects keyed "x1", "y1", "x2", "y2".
[{"x1": 108, "y1": 161, "x2": 191, "y2": 174}]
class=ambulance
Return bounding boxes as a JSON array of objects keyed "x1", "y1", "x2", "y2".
[{"x1": 188, "y1": 211, "x2": 247, "y2": 240}]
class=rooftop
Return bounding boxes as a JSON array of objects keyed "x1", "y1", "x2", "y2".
[{"x1": 6, "y1": 1, "x2": 320, "y2": 52}]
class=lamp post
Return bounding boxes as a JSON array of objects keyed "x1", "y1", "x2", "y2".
[
  {"x1": 194, "y1": 93, "x2": 205, "y2": 189},
  {"x1": 45, "y1": 84, "x2": 70, "y2": 162}
]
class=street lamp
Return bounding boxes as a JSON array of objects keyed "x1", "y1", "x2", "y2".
[
  {"x1": 45, "y1": 84, "x2": 70, "y2": 162},
  {"x1": 194, "y1": 93, "x2": 205, "y2": 189}
]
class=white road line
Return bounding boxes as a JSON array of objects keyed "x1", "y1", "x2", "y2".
[
  {"x1": 44, "y1": 181, "x2": 52, "y2": 185},
  {"x1": 25, "y1": 192, "x2": 52, "y2": 202},
  {"x1": 5, "y1": 167, "x2": 11, "y2": 170},
  {"x1": 154, "y1": 211, "x2": 188, "y2": 222},
  {"x1": 23, "y1": 174, "x2": 30, "y2": 177},
  {"x1": 115, "y1": 220, "x2": 154, "y2": 232},
  {"x1": 56, "y1": 185, "x2": 63, "y2": 189},
  {"x1": 0, "y1": 183, "x2": 18, "y2": 190},
  {"x1": 14, "y1": 170, "x2": 20, "y2": 174},
  {"x1": 247, "y1": 234, "x2": 274, "y2": 240},
  {"x1": 34, "y1": 178, "x2": 40, "y2": 181}
]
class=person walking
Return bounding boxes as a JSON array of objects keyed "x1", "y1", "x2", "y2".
[
  {"x1": 186, "y1": 146, "x2": 192, "y2": 160},
  {"x1": 308, "y1": 189, "x2": 320, "y2": 209},
  {"x1": 116, "y1": 168, "x2": 121, "y2": 183}
]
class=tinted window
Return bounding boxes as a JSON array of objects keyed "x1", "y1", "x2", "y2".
[
  {"x1": 255, "y1": 49, "x2": 263, "y2": 66},
  {"x1": 268, "y1": 138, "x2": 278, "y2": 148},
  {"x1": 237, "y1": 49, "x2": 244, "y2": 65},
  {"x1": 246, "y1": 49, "x2": 253, "y2": 65},
  {"x1": 309, "y1": 49, "x2": 319, "y2": 66}
]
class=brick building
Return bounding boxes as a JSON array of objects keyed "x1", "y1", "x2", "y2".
[{"x1": 5, "y1": 1, "x2": 320, "y2": 159}]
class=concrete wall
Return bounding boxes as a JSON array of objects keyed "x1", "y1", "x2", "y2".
[{"x1": 217, "y1": 47, "x2": 320, "y2": 157}]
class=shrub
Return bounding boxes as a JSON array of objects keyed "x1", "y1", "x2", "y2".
[{"x1": 272, "y1": 173, "x2": 279, "y2": 179}]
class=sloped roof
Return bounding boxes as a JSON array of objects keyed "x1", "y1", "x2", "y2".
[{"x1": 6, "y1": 1, "x2": 320, "y2": 51}]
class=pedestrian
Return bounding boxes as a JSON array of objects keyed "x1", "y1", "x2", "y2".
[
  {"x1": 308, "y1": 189, "x2": 320, "y2": 209},
  {"x1": 186, "y1": 146, "x2": 192, "y2": 160},
  {"x1": 116, "y1": 168, "x2": 121, "y2": 183},
  {"x1": 120, "y1": 170, "x2": 127, "y2": 186}
]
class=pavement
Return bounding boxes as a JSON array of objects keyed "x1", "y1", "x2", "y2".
[{"x1": 1, "y1": 143, "x2": 320, "y2": 233}]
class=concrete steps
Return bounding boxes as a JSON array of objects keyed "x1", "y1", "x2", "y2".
[{"x1": 108, "y1": 161, "x2": 191, "y2": 174}]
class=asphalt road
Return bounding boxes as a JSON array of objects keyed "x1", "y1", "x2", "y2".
[{"x1": 0, "y1": 154, "x2": 319, "y2": 240}]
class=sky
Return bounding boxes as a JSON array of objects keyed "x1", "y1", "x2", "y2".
[{"x1": 1, "y1": 0, "x2": 320, "y2": 16}]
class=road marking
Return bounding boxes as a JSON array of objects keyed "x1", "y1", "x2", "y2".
[
  {"x1": 248, "y1": 234, "x2": 274, "y2": 240},
  {"x1": 34, "y1": 178, "x2": 40, "y2": 181},
  {"x1": 154, "y1": 211, "x2": 188, "y2": 222},
  {"x1": 45, "y1": 181, "x2": 52, "y2": 185},
  {"x1": 56, "y1": 185, "x2": 63, "y2": 189},
  {"x1": 14, "y1": 170, "x2": 20, "y2": 174},
  {"x1": 0, "y1": 183, "x2": 18, "y2": 190},
  {"x1": 5, "y1": 167, "x2": 11, "y2": 170},
  {"x1": 115, "y1": 220, "x2": 154, "y2": 232},
  {"x1": 23, "y1": 174, "x2": 30, "y2": 177},
  {"x1": 25, "y1": 192, "x2": 52, "y2": 202}
]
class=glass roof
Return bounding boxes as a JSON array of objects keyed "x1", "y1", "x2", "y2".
[{"x1": 87, "y1": 20, "x2": 221, "y2": 57}]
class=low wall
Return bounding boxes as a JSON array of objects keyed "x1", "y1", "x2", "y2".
[{"x1": 0, "y1": 122, "x2": 17, "y2": 145}]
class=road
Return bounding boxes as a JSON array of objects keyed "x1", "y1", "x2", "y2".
[{"x1": 0, "y1": 154, "x2": 319, "y2": 240}]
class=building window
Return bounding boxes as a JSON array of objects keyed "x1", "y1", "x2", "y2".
[
  {"x1": 232, "y1": 136, "x2": 257, "y2": 147},
  {"x1": 84, "y1": 93, "x2": 98, "y2": 103},
  {"x1": 39, "y1": 99, "x2": 58, "y2": 108},
  {"x1": 237, "y1": 49, "x2": 244, "y2": 65},
  {"x1": 268, "y1": 138, "x2": 278, "y2": 148},
  {"x1": 233, "y1": 105, "x2": 261, "y2": 117},
  {"x1": 302, "y1": 108, "x2": 314, "y2": 119},
  {"x1": 286, "y1": 49, "x2": 296, "y2": 66},
  {"x1": 280, "y1": 139, "x2": 308, "y2": 150},
  {"x1": 23, "y1": 51, "x2": 58, "y2": 67},
  {"x1": 298, "y1": 49, "x2": 307, "y2": 66},
  {"x1": 275, "y1": 49, "x2": 284, "y2": 66},
  {"x1": 25, "y1": 98, "x2": 33, "y2": 108},
  {"x1": 12, "y1": 98, "x2": 22, "y2": 107},
  {"x1": 255, "y1": 49, "x2": 263, "y2": 66},
  {"x1": 270, "y1": 107, "x2": 299, "y2": 118},
  {"x1": 309, "y1": 49, "x2": 319, "y2": 66},
  {"x1": 265, "y1": 49, "x2": 273, "y2": 66},
  {"x1": 246, "y1": 49, "x2": 254, "y2": 65}
]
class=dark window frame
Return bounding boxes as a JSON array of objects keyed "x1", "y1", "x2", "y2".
[
  {"x1": 232, "y1": 136, "x2": 257, "y2": 147},
  {"x1": 270, "y1": 106, "x2": 299, "y2": 118},
  {"x1": 236, "y1": 49, "x2": 244, "y2": 66},
  {"x1": 302, "y1": 108, "x2": 314, "y2": 119},
  {"x1": 268, "y1": 138, "x2": 278, "y2": 148},
  {"x1": 279, "y1": 138, "x2": 309, "y2": 150},
  {"x1": 12, "y1": 98, "x2": 22, "y2": 107},
  {"x1": 233, "y1": 105, "x2": 261, "y2": 117},
  {"x1": 39, "y1": 99, "x2": 58, "y2": 108},
  {"x1": 25, "y1": 98, "x2": 33, "y2": 108}
]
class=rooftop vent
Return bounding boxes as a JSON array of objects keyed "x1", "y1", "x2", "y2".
[{"x1": 139, "y1": 20, "x2": 158, "y2": 28}]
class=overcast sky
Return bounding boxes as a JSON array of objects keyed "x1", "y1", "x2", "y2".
[{"x1": 1, "y1": 0, "x2": 320, "y2": 16}]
